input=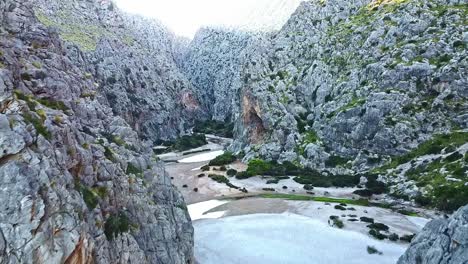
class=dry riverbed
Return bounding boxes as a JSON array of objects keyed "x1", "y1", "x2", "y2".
[{"x1": 162, "y1": 135, "x2": 433, "y2": 263}]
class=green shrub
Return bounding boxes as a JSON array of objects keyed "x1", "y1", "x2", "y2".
[
  {"x1": 367, "y1": 223, "x2": 389, "y2": 231},
  {"x1": 126, "y1": 163, "x2": 143, "y2": 176},
  {"x1": 246, "y1": 159, "x2": 274, "y2": 176},
  {"x1": 367, "y1": 246, "x2": 382, "y2": 255},
  {"x1": 432, "y1": 183, "x2": 468, "y2": 212},
  {"x1": 235, "y1": 171, "x2": 251, "y2": 179},
  {"x1": 360, "y1": 217, "x2": 374, "y2": 223},
  {"x1": 104, "y1": 146, "x2": 116, "y2": 162},
  {"x1": 208, "y1": 174, "x2": 229, "y2": 184},
  {"x1": 266, "y1": 179, "x2": 279, "y2": 184},
  {"x1": 226, "y1": 169, "x2": 238, "y2": 176},
  {"x1": 294, "y1": 173, "x2": 360, "y2": 187},
  {"x1": 353, "y1": 189, "x2": 374, "y2": 196},
  {"x1": 304, "y1": 184, "x2": 314, "y2": 190},
  {"x1": 334, "y1": 205, "x2": 347, "y2": 211},
  {"x1": 369, "y1": 229, "x2": 387, "y2": 240},
  {"x1": 23, "y1": 112, "x2": 51, "y2": 140},
  {"x1": 104, "y1": 212, "x2": 131, "y2": 240},
  {"x1": 332, "y1": 218, "x2": 344, "y2": 229},
  {"x1": 79, "y1": 185, "x2": 98, "y2": 210},
  {"x1": 389, "y1": 233, "x2": 399, "y2": 241},
  {"x1": 201, "y1": 165, "x2": 210, "y2": 171},
  {"x1": 209, "y1": 152, "x2": 237, "y2": 166},
  {"x1": 444, "y1": 152, "x2": 462, "y2": 162}
]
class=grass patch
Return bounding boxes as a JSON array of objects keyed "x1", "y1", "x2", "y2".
[{"x1": 258, "y1": 193, "x2": 371, "y2": 206}]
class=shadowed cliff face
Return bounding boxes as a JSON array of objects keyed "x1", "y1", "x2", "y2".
[
  {"x1": 241, "y1": 93, "x2": 266, "y2": 145},
  {"x1": 0, "y1": 0, "x2": 193, "y2": 263}
]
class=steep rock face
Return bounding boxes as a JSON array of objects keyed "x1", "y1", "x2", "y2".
[
  {"x1": 398, "y1": 205, "x2": 468, "y2": 264},
  {"x1": 183, "y1": 0, "x2": 467, "y2": 208},
  {"x1": 0, "y1": 0, "x2": 193, "y2": 263},
  {"x1": 180, "y1": 28, "x2": 253, "y2": 121},
  {"x1": 233, "y1": 0, "x2": 467, "y2": 164},
  {"x1": 232, "y1": 0, "x2": 467, "y2": 196},
  {"x1": 33, "y1": 0, "x2": 205, "y2": 141}
]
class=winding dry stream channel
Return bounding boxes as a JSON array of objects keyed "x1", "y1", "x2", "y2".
[{"x1": 159, "y1": 135, "x2": 431, "y2": 264}]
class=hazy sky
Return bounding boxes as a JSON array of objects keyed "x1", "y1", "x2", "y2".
[{"x1": 113, "y1": 0, "x2": 304, "y2": 38}]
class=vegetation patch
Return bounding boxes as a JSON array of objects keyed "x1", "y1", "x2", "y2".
[
  {"x1": 369, "y1": 229, "x2": 387, "y2": 240},
  {"x1": 208, "y1": 174, "x2": 230, "y2": 184},
  {"x1": 226, "y1": 169, "x2": 238, "y2": 176},
  {"x1": 367, "y1": 223, "x2": 389, "y2": 231},
  {"x1": 172, "y1": 134, "x2": 207, "y2": 152},
  {"x1": 258, "y1": 194, "x2": 371, "y2": 206},
  {"x1": 104, "y1": 212, "x2": 131, "y2": 241},
  {"x1": 367, "y1": 246, "x2": 383, "y2": 255},
  {"x1": 294, "y1": 173, "x2": 360, "y2": 188},
  {"x1": 297, "y1": 130, "x2": 320, "y2": 155},
  {"x1": 23, "y1": 112, "x2": 51, "y2": 140},
  {"x1": 78, "y1": 185, "x2": 99, "y2": 210},
  {"x1": 193, "y1": 120, "x2": 234, "y2": 138},
  {"x1": 374, "y1": 131, "x2": 468, "y2": 171},
  {"x1": 209, "y1": 152, "x2": 237, "y2": 166},
  {"x1": 331, "y1": 218, "x2": 344, "y2": 229},
  {"x1": 126, "y1": 163, "x2": 143, "y2": 177}
]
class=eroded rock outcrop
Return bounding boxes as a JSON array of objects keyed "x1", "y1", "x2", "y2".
[
  {"x1": 398, "y1": 205, "x2": 468, "y2": 264},
  {"x1": 0, "y1": 0, "x2": 193, "y2": 263}
]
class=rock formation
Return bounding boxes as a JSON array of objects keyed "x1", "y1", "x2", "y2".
[
  {"x1": 398, "y1": 205, "x2": 468, "y2": 264},
  {"x1": 0, "y1": 0, "x2": 193, "y2": 263}
]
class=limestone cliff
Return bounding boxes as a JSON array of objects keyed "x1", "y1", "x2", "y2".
[{"x1": 0, "y1": 0, "x2": 193, "y2": 263}]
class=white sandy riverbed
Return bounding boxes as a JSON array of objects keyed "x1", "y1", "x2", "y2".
[{"x1": 195, "y1": 213, "x2": 407, "y2": 264}]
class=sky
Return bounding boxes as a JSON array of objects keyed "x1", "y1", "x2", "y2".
[{"x1": 113, "y1": 0, "x2": 304, "y2": 38}]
